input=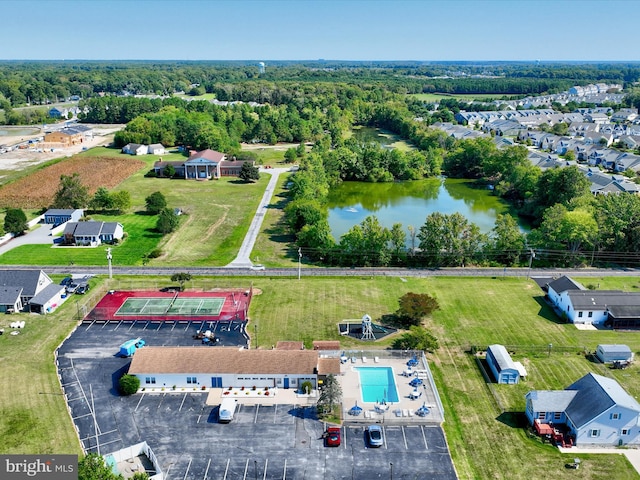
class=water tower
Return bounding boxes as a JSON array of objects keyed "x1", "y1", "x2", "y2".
[
  {"x1": 258, "y1": 62, "x2": 265, "y2": 74},
  {"x1": 361, "y1": 314, "x2": 375, "y2": 341}
]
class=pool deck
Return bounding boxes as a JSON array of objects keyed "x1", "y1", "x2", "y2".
[{"x1": 338, "y1": 353, "x2": 444, "y2": 425}]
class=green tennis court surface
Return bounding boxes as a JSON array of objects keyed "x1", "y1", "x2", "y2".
[{"x1": 116, "y1": 297, "x2": 225, "y2": 316}]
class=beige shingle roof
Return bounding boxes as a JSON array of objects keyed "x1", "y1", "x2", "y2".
[
  {"x1": 276, "y1": 341, "x2": 304, "y2": 350},
  {"x1": 129, "y1": 346, "x2": 320, "y2": 375},
  {"x1": 312, "y1": 341, "x2": 340, "y2": 350}
]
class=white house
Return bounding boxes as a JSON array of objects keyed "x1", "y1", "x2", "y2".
[
  {"x1": 122, "y1": 143, "x2": 148, "y2": 155},
  {"x1": 0, "y1": 269, "x2": 64, "y2": 314},
  {"x1": 62, "y1": 221, "x2": 124, "y2": 246},
  {"x1": 128, "y1": 346, "x2": 341, "y2": 390},
  {"x1": 526, "y1": 373, "x2": 640, "y2": 447},
  {"x1": 147, "y1": 143, "x2": 166, "y2": 155}
]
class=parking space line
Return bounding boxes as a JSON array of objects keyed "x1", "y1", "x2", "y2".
[
  {"x1": 421, "y1": 425, "x2": 429, "y2": 450},
  {"x1": 262, "y1": 459, "x2": 268, "y2": 480},
  {"x1": 273, "y1": 404, "x2": 277, "y2": 423},
  {"x1": 402, "y1": 426, "x2": 408, "y2": 449},
  {"x1": 134, "y1": 394, "x2": 145, "y2": 412},
  {"x1": 113, "y1": 321, "x2": 123, "y2": 331},
  {"x1": 93, "y1": 437, "x2": 121, "y2": 449},
  {"x1": 156, "y1": 323, "x2": 162, "y2": 331},
  {"x1": 142, "y1": 322, "x2": 150, "y2": 330},
  {"x1": 157, "y1": 393, "x2": 166, "y2": 409},
  {"x1": 383, "y1": 426, "x2": 388, "y2": 449},
  {"x1": 127, "y1": 323, "x2": 135, "y2": 332},
  {"x1": 101, "y1": 322, "x2": 110, "y2": 329},
  {"x1": 203, "y1": 458, "x2": 211, "y2": 480},
  {"x1": 254, "y1": 405, "x2": 260, "y2": 423},
  {"x1": 179, "y1": 393, "x2": 187, "y2": 411},
  {"x1": 182, "y1": 458, "x2": 192, "y2": 480},
  {"x1": 61, "y1": 381, "x2": 78, "y2": 387},
  {"x1": 222, "y1": 458, "x2": 230, "y2": 480},
  {"x1": 79, "y1": 429, "x2": 118, "y2": 442},
  {"x1": 243, "y1": 459, "x2": 249, "y2": 480},
  {"x1": 65, "y1": 396, "x2": 86, "y2": 402},
  {"x1": 72, "y1": 413, "x2": 94, "y2": 420}
]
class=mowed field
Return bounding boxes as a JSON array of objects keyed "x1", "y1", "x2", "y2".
[
  {"x1": 409, "y1": 92, "x2": 505, "y2": 102},
  {"x1": 2, "y1": 275, "x2": 639, "y2": 478},
  {"x1": 0, "y1": 156, "x2": 145, "y2": 208}
]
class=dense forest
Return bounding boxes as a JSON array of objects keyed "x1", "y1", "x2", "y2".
[{"x1": 3, "y1": 61, "x2": 640, "y2": 268}]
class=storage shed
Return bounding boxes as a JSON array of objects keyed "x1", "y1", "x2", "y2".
[
  {"x1": 596, "y1": 344, "x2": 633, "y2": 364},
  {"x1": 486, "y1": 344, "x2": 520, "y2": 384}
]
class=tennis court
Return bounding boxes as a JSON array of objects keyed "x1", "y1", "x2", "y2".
[{"x1": 116, "y1": 297, "x2": 225, "y2": 317}]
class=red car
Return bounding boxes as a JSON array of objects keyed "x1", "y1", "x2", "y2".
[{"x1": 325, "y1": 427, "x2": 341, "y2": 447}]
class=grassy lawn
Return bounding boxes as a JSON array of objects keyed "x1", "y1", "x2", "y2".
[{"x1": 3, "y1": 274, "x2": 640, "y2": 479}]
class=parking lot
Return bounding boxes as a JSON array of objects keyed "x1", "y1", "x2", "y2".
[{"x1": 57, "y1": 321, "x2": 457, "y2": 479}]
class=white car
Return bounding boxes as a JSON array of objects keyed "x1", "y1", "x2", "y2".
[{"x1": 250, "y1": 264, "x2": 265, "y2": 271}]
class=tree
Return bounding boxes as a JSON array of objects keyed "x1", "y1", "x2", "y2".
[
  {"x1": 395, "y1": 292, "x2": 440, "y2": 328},
  {"x1": 111, "y1": 191, "x2": 131, "y2": 213},
  {"x1": 145, "y1": 191, "x2": 167, "y2": 214},
  {"x1": 119, "y1": 374, "x2": 140, "y2": 395},
  {"x1": 339, "y1": 216, "x2": 391, "y2": 267},
  {"x1": 4, "y1": 208, "x2": 28, "y2": 236},
  {"x1": 156, "y1": 207, "x2": 179, "y2": 234},
  {"x1": 170, "y1": 272, "x2": 192, "y2": 291},
  {"x1": 163, "y1": 164, "x2": 176, "y2": 178},
  {"x1": 284, "y1": 147, "x2": 297, "y2": 163},
  {"x1": 238, "y1": 162, "x2": 260, "y2": 182},
  {"x1": 317, "y1": 373, "x2": 342, "y2": 415},
  {"x1": 489, "y1": 214, "x2": 526, "y2": 265},
  {"x1": 89, "y1": 187, "x2": 114, "y2": 211},
  {"x1": 391, "y1": 326, "x2": 439, "y2": 352},
  {"x1": 78, "y1": 453, "x2": 122, "y2": 480},
  {"x1": 52, "y1": 173, "x2": 89, "y2": 209}
]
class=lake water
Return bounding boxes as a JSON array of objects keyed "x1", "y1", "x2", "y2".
[
  {"x1": 0, "y1": 127, "x2": 40, "y2": 136},
  {"x1": 327, "y1": 177, "x2": 526, "y2": 242}
]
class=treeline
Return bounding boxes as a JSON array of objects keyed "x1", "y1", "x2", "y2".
[{"x1": 1, "y1": 61, "x2": 639, "y2": 109}]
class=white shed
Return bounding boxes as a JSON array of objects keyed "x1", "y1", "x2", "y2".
[{"x1": 596, "y1": 344, "x2": 633, "y2": 364}]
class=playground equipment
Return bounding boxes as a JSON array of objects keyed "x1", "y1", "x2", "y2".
[{"x1": 361, "y1": 314, "x2": 375, "y2": 341}]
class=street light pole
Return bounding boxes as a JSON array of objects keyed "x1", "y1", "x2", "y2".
[
  {"x1": 106, "y1": 247, "x2": 113, "y2": 279},
  {"x1": 526, "y1": 248, "x2": 535, "y2": 280},
  {"x1": 390, "y1": 462, "x2": 393, "y2": 480},
  {"x1": 254, "y1": 324, "x2": 258, "y2": 349},
  {"x1": 298, "y1": 247, "x2": 302, "y2": 281}
]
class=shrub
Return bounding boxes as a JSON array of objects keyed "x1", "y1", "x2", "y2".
[
  {"x1": 118, "y1": 374, "x2": 140, "y2": 395},
  {"x1": 144, "y1": 170, "x2": 157, "y2": 178},
  {"x1": 147, "y1": 248, "x2": 163, "y2": 259},
  {"x1": 300, "y1": 381, "x2": 313, "y2": 394}
]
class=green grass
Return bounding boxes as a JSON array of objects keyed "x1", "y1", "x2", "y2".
[{"x1": 174, "y1": 93, "x2": 217, "y2": 101}]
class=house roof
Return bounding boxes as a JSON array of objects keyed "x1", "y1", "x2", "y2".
[
  {"x1": 526, "y1": 390, "x2": 577, "y2": 413},
  {"x1": 608, "y1": 304, "x2": 640, "y2": 319},
  {"x1": 187, "y1": 149, "x2": 225, "y2": 163},
  {"x1": 29, "y1": 284, "x2": 65, "y2": 306},
  {"x1": 44, "y1": 208, "x2": 81, "y2": 217},
  {"x1": 487, "y1": 344, "x2": 518, "y2": 372},
  {"x1": 317, "y1": 357, "x2": 341, "y2": 375},
  {"x1": 100, "y1": 223, "x2": 122, "y2": 235},
  {"x1": 567, "y1": 290, "x2": 640, "y2": 310},
  {"x1": 148, "y1": 143, "x2": 164, "y2": 149},
  {"x1": 0, "y1": 286, "x2": 22, "y2": 306},
  {"x1": 547, "y1": 276, "x2": 585, "y2": 294},
  {"x1": 64, "y1": 221, "x2": 121, "y2": 237},
  {"x1": 312, "y1": 341, "x2": 341, "y2": 351},
  {"x1": 128, "y1": 346, "x2": 321, "y2": 375},
  {"x1": 0, "y1": 269, "x2": 49, "y2": 297},
  {"x1": 565, "y1": 373, "x2": 640, "y2": 428}
]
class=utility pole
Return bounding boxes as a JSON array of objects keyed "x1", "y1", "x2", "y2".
[
  {"x1": 106, "y1": 247, "x2": 113, "y2": 279},
  {"x1": 298, "y1": 247, "x2": 302, "y2": 281},
  {"x1": 526, "y1": 248, "x2": 535, "y2": 280}
]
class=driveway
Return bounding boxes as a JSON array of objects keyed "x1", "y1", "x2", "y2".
[
  {"x1": 0, "y1": 223, "x2": 54, "y2": 255},
  {"x1": 226, "y1": 167, "x2": 291, "y2": 268}
]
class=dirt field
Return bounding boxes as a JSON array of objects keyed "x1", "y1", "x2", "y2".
[
  {"x1": 0, "y1": 155, "x2": 145, "y2": 208},
  {"x1": 0, "y1": 124, "x2": 123, "y2": 178}
]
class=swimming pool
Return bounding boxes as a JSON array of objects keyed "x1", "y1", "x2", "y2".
[{"x1": 356, "y1": 367, "x2": 399, "y2": 403}]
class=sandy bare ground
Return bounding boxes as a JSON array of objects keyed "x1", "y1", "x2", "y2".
[{"x1": 0, "y1": 124, "x2": 124, "y2": 177}]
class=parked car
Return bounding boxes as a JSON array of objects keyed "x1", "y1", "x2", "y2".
[
  {"x1": 366, "y1": 425, "x2": 384, "y2": 448},
  {"x1": 66, "y1": 283, "x2": 79, "y2": 294},
  {"x1": 60, "y1": 276, "x2": 73, "y2": 287},
  {"x1": 325, "y1": 427, "x2": 341, "y2": 447},
  {"x1": 250, "y1": 264, "x2": 265, "y2": 271},
  {"x1": 76, "y1": 283, "x2": 90, "y2": 295}
]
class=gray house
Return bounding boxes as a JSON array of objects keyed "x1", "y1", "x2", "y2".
[
  {"x1": 43, "y1": 209, "x2": 83, "y2": 225},
  {"x1": 486, "y1": 344, "x2": 520, "y2": 384},
  {"x1": 63, "y1": 221, "x2": 124, "y2": 246},
  {"x1": 0, "y1": 269, "x2": 64, "y2": 313}
]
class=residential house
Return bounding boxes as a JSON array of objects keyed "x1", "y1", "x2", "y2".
[
  {"x1": 0, "y1": 269, "x2": 65, "y2": 314},
  {"x1": 583, "y1": 131, "x2": 613, "y2": 147},
  {"x1": 612, "y1": 108, "x2": 638, "y2": 123},
  {"x1": 147, "y1": 144, "x2": 166, "y2": 155},
  {"x1": 63, "y1": 221, "x2": 124, "y2": 246},
  {"x1": 42, "y1": 126, "x2": 90, "y2": 148},
  {"x1": 151, "y1": 149, "x2": 254, "y2": 179},
  {"x1": 122, "y1": 143, "x2": 148, "y2": 155},
  {"x1": 486, "y1": 344, "x2": 520, "y2": 384},
  {"x1": 128, "y1": 346, "x2": 341, "y2": 390},
  {"x1": 43, "y1": 208, "x2": 83, "y2": 225},
  {"x1": 525, "y1": 373, "x2": 640, "y2": 446},
  {"x1": 614, "y1": 152, "x2": 640, "y2": 173},
  {"x1": 618, "y1": 135, "x2": 640, "y2": 150},
  {"x1": 585, "y1": 113, "x2": 610, "y2": 125}
]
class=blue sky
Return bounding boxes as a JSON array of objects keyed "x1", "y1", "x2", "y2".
[{"x1": 1, "y1": 0, "x2": 638, "y2": 61}]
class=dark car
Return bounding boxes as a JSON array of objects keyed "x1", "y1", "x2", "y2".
[
  {"x1": 76, "y1": 283, "x2": 90, "y2": 295},
  {"x1": 366, "y1": 425, "x2": 384, "y2": 448},
  {"x1": 325, "y1": 427, "x2": 341, "y2": 447}
]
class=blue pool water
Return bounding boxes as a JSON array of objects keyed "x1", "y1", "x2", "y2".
[{"x1": 356, "y1": 367, "x2": 399, "y2": 403}]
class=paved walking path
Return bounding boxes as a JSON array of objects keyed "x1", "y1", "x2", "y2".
[
  {"x1": 559, "y1": 446, "x2": 640, "y2": 475},
  {"x1": 226, "y1": 167, "x2": 290, "y2": 268}
]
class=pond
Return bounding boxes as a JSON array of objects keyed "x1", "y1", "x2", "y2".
[
  {"x1": 0, "y1": 127, "x2": 40, "y2": 136},
  {"x1": 326, "y1": 177, "x2": 527, "y2": 244}
]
